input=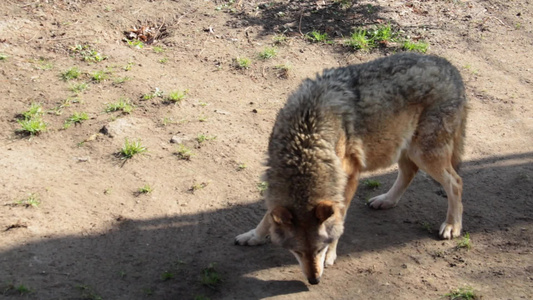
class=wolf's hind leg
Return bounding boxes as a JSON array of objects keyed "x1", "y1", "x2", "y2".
[
  {"x1": 368, "y1": 151, "x2": 419, "y2": 209},
  {"x1": 235, "y1": 213, "x2": 271, "y2": 246},
  {"x1": 410, "y1": 149, "x2": 463, "y2": 239}
]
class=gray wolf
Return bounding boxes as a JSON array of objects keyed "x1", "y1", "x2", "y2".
[{"x1": 235, "y1": 53, "x2": 468, "y2": 285}]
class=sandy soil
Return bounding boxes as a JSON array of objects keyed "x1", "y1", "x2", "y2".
[{"x1": 0, "y1": 0, "x2": 532, "y2": 299}]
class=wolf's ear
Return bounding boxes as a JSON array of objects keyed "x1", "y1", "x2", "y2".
[
  {"x1": 271, "y1": 206, "x2": 293, "y2": 226},
  {"x1": 315, "y1": 201, "x2": 335, "y2": 223}
]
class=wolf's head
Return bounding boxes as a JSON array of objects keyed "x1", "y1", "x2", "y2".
[{"x1": 269, "y1": 200, "x2": 344, "y2": 284}]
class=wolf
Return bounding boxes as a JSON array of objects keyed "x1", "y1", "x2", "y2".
[{"x1": 235, "y1": 53, "x2": 468, "y2": 285}]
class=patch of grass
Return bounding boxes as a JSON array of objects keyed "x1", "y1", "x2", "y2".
[
  {"x1": 124, "y1": 62, "x2": 135, "y2": 71},
  {"x1": 190, "y1": 181, "x2": 209, "y2": 192},
  {"x1": 64, "y1": 112, "x2": 89, "y2": 129},
  {"x1": 15, "y1": 284, "x2": 31, "y2": 295},
  {"x1": 174, "y1": 144, "x2": 194, "y2": 160},
  {"x1": 120, "y1": 138, "x2": 147, "y2": 160},
  {"x1": 70, "y1": 44, "x2": 107, "y2": 62},
  {"x1": 258, "y1": 47, "x2": 277, "y2": 59},
  {"x1": 198, "y1": 116, "x2": 207, "y2": 122},
  {"x1": 0, "y1": 53, "x2": 7, "y2": 61},
  {"x1": 21, "y1": 102, "x2": 43, "y2": 120},
  {"x1": 368, "y1": 24, "x2": 395, "y2": 45},
  {"x1": 127, "y1": 39, "x2": 144, "y2": 49},
  {"x1": 272, "y1": 33, "x2": 288, "y2": 45},
  {"x1": 257, "y1": 181, "x2": 268, "y2": 195},
  {"x1": 15, "y1": 193, "x2": 41, "y2": 208},
  {"x1": 158, "y1": 57, "x2": 169, "y2": 64},
  {"x1": 161, "y1": 271, "x2": 174, "y2": 281},
  {"x1": 196, "y1": 133, "x2": 216, "y2": 144},
  {"x1": 403, "y1": 40, "x2": 429, "y2": 53},
  {"x1": 201, "y1": 263, "x2": 222, "y2": 289},
  {"x1": 91, "y1": 70, "x2": 108, "y2": 82},
  {"x1": 76, "y1": 284, "x2": 102, "y2": 300},
  {"x1": 113, "y1": 76, "x2": 131, "y2": 85},
  {"x1": 456, "y1": 232, "x2": 472, "y2": 250},
  {"x1": 237, "y1": 163, "x2": 247, "y2": 171},
  {"x1": 33, "y1": 57, "x2": 53, "y2": 70},
  {"x1": 17, "y1": 117, "x2": 47, "y2": 136},
  {"x1": 420, "y1": 221, "x2": 433, "y2": 234},
  {"x1": 61, "y1": 66, "x2": 81, "y2": 81},
  {"x1": 69, "y1": 82, "x2": 89, "y2": 94},
  {"x1": 138, "y1": 184, "x2": 153, "y2": 194},
  {"x1": 235, "y1": 57, "x2": 251, "y2": 69},
  {"x1": 363, "y1": 179, "x2": 381, "y2": 189},
  {"x1": 306, "y1": 30, "x2": 330, "y2": 43},
  {"x1": 346, "y1": 29, "x2": 372, "y2": 51},
  {"x1": 152, "y1": 46, "x2": 165, "y2": 53},
  {"x1": 445, "y1": 286, "x2": 478, "y2": 300},
  {"x1": 166, "y1": 89, "x2": 188, "y2": 103},
  {"x1": 105, "y1": 98, "x2": 133, "y2": 114},
  {"x1": 142, "y1": 87, "x2": 164, "y2": 100}
]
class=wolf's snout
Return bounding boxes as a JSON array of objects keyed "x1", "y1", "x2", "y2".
[{"x1": 308, "y1": 277, "x2": 320, "y2": 285}]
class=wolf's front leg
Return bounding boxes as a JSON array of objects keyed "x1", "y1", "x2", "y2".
[
  {"x1": 235, "y1": 213, "x2": 271, "y2": 246},
  {"x1": 325, "y1": 239, "x2": 339, "y2": 266}
]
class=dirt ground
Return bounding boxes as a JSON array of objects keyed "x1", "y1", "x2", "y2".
[{"x1": 0, "y1": 0, "x2": 532, "y2": 299}]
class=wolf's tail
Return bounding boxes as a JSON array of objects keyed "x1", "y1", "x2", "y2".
[{"x1": 451, "y1": 105, "x2": 468, "y2": 171}]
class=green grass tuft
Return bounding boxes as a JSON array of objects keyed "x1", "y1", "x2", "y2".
[{"x1": 120, "y1": 138, "x2": 147, "y2": 160}]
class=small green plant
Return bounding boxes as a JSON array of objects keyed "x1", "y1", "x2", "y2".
[
  {"x1": 272, "y1": 33, "x2": 288, "y2": 45},
  {"x1": 235, "y1": 57, "x2": 251, "y2": 69},
  {"x1": 138, "y1": 184, "x2": 153, "y2": 194},
  {"x1": 113, "y1": 76, "x2": 130, "y2": 85},
  {"x1": 158, "y1": 57, "x2": 169, "y2": 64},
  {"x1": 174, "y1": 144, "x2": 194, "y2": 160},
  {"x1": 346, "y1": 29, "x2": 372, "y2": 51},
  {"x1": 70, "y1": 44, "x2": 107, "y2": 62},
  {"x1": 194, "y1": 296, "x2": 211, "y2": 300},
  {"x1": 33, "y1": 57, "x2": 53, "y2": 70},
  {"x1": 420, "y1": 221, "x2": 433, "y2": 233},
  {"x1": 402, "y1": 40, "x2": 428, "y2": 53},
  {"x1": 198, "y1": 102, "x2": 208, "y2": 107},
  {"x1": 166, "y1": 89, "x2": 188, "y2": 103},
  {"x1": 196, "y1": 133, "x2": 216, "y2": 144},
  {"x1": 198, "y1": 116, "x2": 207, "y2": 122},
  {"x1": 0, "y1": 53, "x2": 8, "y2": 61},
  {"x1": 201, "y1": 263, "x2": 222, "y2": 289},
  {"x1": 306, "y1": 30, "x2": 330, "y2": 43},
  {"x1": 16, "y1": 193, "x2": 41, "y2": 208},
  {"x1": 69, "y1": 82, "x2": 88, "y2": 94},
  {"x1": 257, "y1": 181, "x2": 268, "y2": 195},
  {"x1": 368, "y1": 24, "x2": 394, "y2": 44},
  {"x1": 124, "y1": 62, "x2": 135, "y2": 71},
  {"x1": 61, "y1": 66, "x2": 81, "y2": 81},
  {"x1": 21, "y1": 103, "x2": 43, "y2": 119},
  {"x1": 127, "y1": 39, "x2": 144, "y2": 49},
  {"x1": 76, "y1": 284, "x2": 102, "y2": 300},
  {"x1": 17, "y1": 117, "x2": 47, "y2": 135},
  {"x1": 237, "y1": 163, "x2": 247, "y2": 171},
  {"x1": 142, "y1": 87, "x2": 164, "y2": 100},
  {"x1": 456, "y1": 232, "x2": 472, "y2": 250},
  {"x1": 105, "y1": 98, "x2": 133, "y2": 113},
  {"x1": 153, "y1": 46, "x2": 165, "y2": 53},
  {"x1": 91, "y1": 70, "x2": 108, "y2": 82},
  {"x1": 445, "y1": 286, "x2": 478, "y2": 300},
  {"x1": 104, "y1": 188, "x2": 112, "y2": 195},
  {"x1": 190, "y1": 181, "x2": 209, "y2": 192},
  {"x1": 15, "y1": 284, "x2": 31, "y2": 295},
  {"x1": 258, "y1": 47, "x2": 277, "y2": 59},
  {"x1": 161, "y1": 271, "x2": 174, "y2": 281},
  {"x1": 363, "y1": 179, "x2": 381, "y2": 189},
  {"x1": 120, "y1": 138, "x2": 147, "y2": 159},
  {"x1": 64, "y1": 112, "x2": 89, "y2": 128}
]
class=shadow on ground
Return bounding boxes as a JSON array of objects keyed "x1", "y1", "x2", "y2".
[{"x1": 1, "y1": 153, "x2": 531, "y2": 299}]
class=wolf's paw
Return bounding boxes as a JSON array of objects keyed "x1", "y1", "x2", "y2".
[
  {"x1": 325, "y1": 250, "x2": 337, "y2": 267},
  {"x1": 235, "y1": 229, "x2": 268, "y2": 246},
  {"x1": 367, "y1": 194, "x2": 397, "y2": 210},
  {"x1": 439, "y1": 222, "x2": 462, "y2": 239}
]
